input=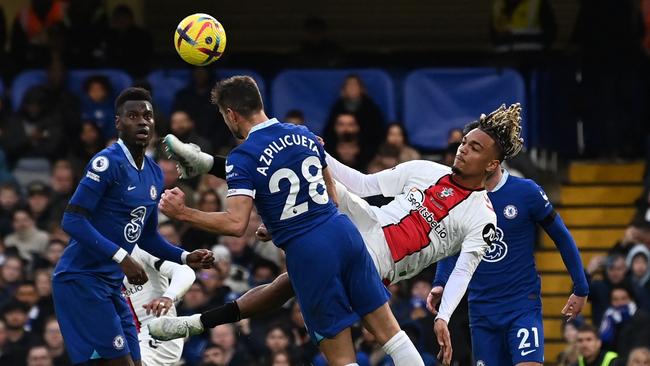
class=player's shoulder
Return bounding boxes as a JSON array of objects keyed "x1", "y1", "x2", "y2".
[
  {"x1": 398, "y1": 159, "x2": 450, "y2": 177},
  {"x1": 86, "y1": 143, "x2": 123, "y2": 174}
]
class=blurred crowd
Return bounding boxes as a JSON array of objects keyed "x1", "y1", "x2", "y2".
[{"x1": 1, "y1": 0, "x2": 650, "y2": 365}]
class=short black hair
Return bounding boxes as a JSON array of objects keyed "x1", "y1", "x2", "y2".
[
  {"x1": 284, "y1": 109, "x2": 304, "y2": 121},
  {"x1": 83, "y1": 75, "x2": 112, "y2": 94},
  {"x1": 210, "y1": 76, "x2": 263, "y2": 118},
  {"x1": 115, "y1": 87, "x2": 153, "y2": 114},
  {"x1": 610, "y1": 283, "x2": 637, "y2": 303},
  {"x1": 577, "y1": 324, "x2": 600, "y2": 338}
]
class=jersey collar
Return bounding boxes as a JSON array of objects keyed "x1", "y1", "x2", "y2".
[
  {"x1": 117, "y1": 139, "x2": 144, "y2": 170},
  {"x1": 248, "y1": 118, "x2": 279, "y2": 138},
  {"x1": 490, "y1": 169, "x2": 509, "y2": 192}
]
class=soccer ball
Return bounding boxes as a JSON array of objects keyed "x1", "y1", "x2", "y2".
[{"x1": 174, "y1": 13, "x2": 227, "y2": 66}]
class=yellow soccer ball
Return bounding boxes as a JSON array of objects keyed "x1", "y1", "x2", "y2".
[{"x1": 174, "y1": 13, "x2": 226, "y2": 66}]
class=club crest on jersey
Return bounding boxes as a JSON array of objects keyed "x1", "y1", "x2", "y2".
[
  {"x1": 113, "y1": 335, "x2": 125, "y2": 350},
  {"x1": 503, "y1": 204, "x2": 518, "y2": 219},
  {"x1": 436, "y1": 187, "x2": 454, "y2": 200},
  {"x1": 150, "y1": 185, "x2": 157, "y2": 200},
  {"x1": 91, "y1": 156, "x2": 109, "y2": 172},
  {"x1": 482, "y1": 225, "x2": 508, "y2": 263},
  {"x1": 477, "y1": 361, "x2": 485, "y2": 366}
]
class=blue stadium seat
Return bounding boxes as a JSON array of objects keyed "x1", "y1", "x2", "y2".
[
  {"x1": 403, "y1": 68, "x2": 526, "y2": 150},
  {"x1": 11, "y1": 69, "x2": 133, "y2": 110},
  {"x1": 11, "y1": 70, "x2": 47, "y2": 110},
  {"x1": 271, "y1": 69, "x2": 396, "y2": 135},
  {"x1": 146, "y1": 69, "x2": 266, "y2": 117}
]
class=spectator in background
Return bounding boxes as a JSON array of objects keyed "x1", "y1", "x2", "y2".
[
  {"x1": 2, "y1": 300, "x2": 34, "y2": 365},
  {"x1": 35, "y1": 240, "x2": 65, "y2": 270},
  {"x1": 106, "y1": 4, "x2": 153, "y2": 77},
  {"x1": 9, "y1": 0, "x2": 66, "y2": 70},
  {"x1": 212, "y1": 243, "x2": 249, "y2": 295},
  {"x1": 5, "y1": 208, "x2": 49, "y2": 263},
  {"x1": 447, "y1": 128, "x2": 463, "y2": 145},
  {"x1": 209, "y1": 324, "x2": 253, "y2": 366},
  {"x1": 295, "y1": 16, "x2": 342, "y2": 68},
  {"x1": 47, "y1": 160, "x2": 75, "y2": 227},
  {"x1": 575, "y1": 324, "x2": 619, "y2": 366},
  {"x1": 40, "y1": 60, "x2": 81, "y2": 138},
  {"x1": 177, "y1": 282, "x2": 210, "y2": 317},
  {"x1": 0, "y1": 319, "x2": 12, "y2": 365},
  {"x1": 26, "y1": 344, "x2": 53, "y2": 366},
  {"x1": 159, "y1": 159, "x2": 196, "y2": 208},
  {"x1": 249, "y1": 259, "x2": 279, "y2": 288},
  {"x1": 409, "y1": 277, "x2": 431, "y2": 321},
  {"x1": 0, "y1": 150, "x2": 15, "y2": 187},
  {"x1": 170, "y1": 110, "x2": 213, "y2": 154},
  {"x1": 68, "y1": 121, "x2": 105, "y2": 177},
  {"x1": 62, "y1": 0, "x2": 108, "y2": 68},
  {"x1": 33, "y1": 269, "x2": 52, "y2": 300},
  {"x1": 490, "y1": 0, "x2": 556, "y2": 52},
  {"x1": 325, "y1": 113, "x2": 372, "y2": 170},
  {"x1": 384, "y1": 123, "x2": 420, "y2": 163},
  {"x1": 442, "y1": 142, "x2": 461, "y2": 167},
  {"x1": 269, "y1": 350, "x2": 295, "y2": 366},
  {"x1": 557, "y1": 318, "x2": 583, "y2": 366},
  {"x1": 42, "y1": 317, "x2": 71, "y2": 366},
  {"x1": 325, "y1": 75, "x2": 385, "y2": 156},
  {"x1": 80, "y1": 75, "x2": 115, "y2": 140},
  {"x1": 366, "y1": 145, "x2": 400, "y2": 174},
  {"x1": 600, "y1": 285, "x2": 650, "y2": 361},
  {"x1": 200, "y1": 343, "x2": 227, "y2": 366},
  {"x1": 288, "y1": 301, "x2": 318, "y2": 364},
  {"x1": 0, "y1": 184, "x2": 21, "y2": 237},
  {"x1": 0, "y1": 257, "x2": 25, "y2": 309},
  {"x1": 158, "y1": 221, "x2": 181, "y2": 246},
  {"x1": 589, "y1": 253, "x2": 650, "y2": 326},
  {"x1": 1, "y1": 87, "x2": 64, "y2": 165},
  {"x1": 627, "y1": 244, "x2": 650, "y2": 295},
  {"x1": 173, "y1": 67, "x2": 233, "y2": 153},
  {"x1": 26, "y1": 182, "x2": 52, "y2": 231},
  {"x1": 197, "y1": 267, "x2": 235, "y2": 308},
  {"x1": 284, "y1": 110, "x2": 305, "y2": 125},
  {"x1": 627, "y1": 347, "x2": 650, "y2": 366},
  {"x1": 14, "y1": 281, "x2": 51, "y2": 335}
]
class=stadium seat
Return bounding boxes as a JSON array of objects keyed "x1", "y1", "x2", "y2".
[
  {"x1": 403, "y1": 68, "x2": 526, "y2": 150},
  {"x1": 271, "y1": 69, "x2": 396, "y2": 135},
  {"x1": 11, "y1": 70, "x2": 47, "y2": 110},
  {"x1": 12, "y1": 158, "x2": 51, "y2": 191},
  {"x1": 11, "y1": 69, "x2": 133, "y2": 110},
  {"x1": 147, "y1": 69, "x2": 266, "y2": 117}
]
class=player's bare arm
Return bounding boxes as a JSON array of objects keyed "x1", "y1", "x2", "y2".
[{"x1": 159, "y1": 187, "x2": 252, "y2": 237}]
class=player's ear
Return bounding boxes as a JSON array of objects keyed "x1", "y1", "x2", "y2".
[
  {"x1": 486, "y1": 159, "x2": 499, "y2": 175},
  {"x1": 115, "y1": 114, "x2": 122, "y2": 132}
]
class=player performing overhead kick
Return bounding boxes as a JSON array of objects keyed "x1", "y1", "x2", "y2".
[
  {"x1": 429, "y1": 121, "x2": 589, "y2": 366},
  {"x1": 153, "y1": 76, "x2": 425, "y2": 366},
  {"x1": 123, "y1": 245, "x2": 196, "y2": 366},
  {"x1": 151, "y1": 99, "x2": 524, "y2": 363},
  {"x1": 52, "y1": 87, "x2": 214, "y2": 366}
]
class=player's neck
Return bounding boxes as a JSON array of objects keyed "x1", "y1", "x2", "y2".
[
  {"x1": 485, "y1": 168, "x2": 503, "y2": 191},
  {"x1": 450, "y1": 173, "x2": 485, "y2": 190},
  {"x1": 242, "y1": 111, "x2": 271, "y2": 138},
  {"x1": 123, "y1": 141, "x2": 146, "y2": 167}
]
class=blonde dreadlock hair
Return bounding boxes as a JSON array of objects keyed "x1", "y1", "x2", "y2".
[{"x1": 477, "y1": 103, "x2": 524, "y2": 161}]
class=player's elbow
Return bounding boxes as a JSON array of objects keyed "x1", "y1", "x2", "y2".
[
  {"x1": 61, "y1": 212, "x2": 81, "y2": 236},
  {"x1": 229, "y1": 223, "x2": 247, "y2": 237}
]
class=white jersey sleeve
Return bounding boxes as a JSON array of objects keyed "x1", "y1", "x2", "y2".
[
  {"x1": 436, "y1": 251, "x2": 482, "y2": 323},
  {"x1": 159, "y1": 261, "x2": 196, "y2": 302},
  {"x1": 374, "y1": 160, "x2": 451, "y2": 197},
  {"x1": 460, "y1": 192, "x2": 496, "y2": 255}
]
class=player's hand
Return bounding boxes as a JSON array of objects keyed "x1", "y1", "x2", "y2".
[
  {"x1": 143, "y1": 296, "x2": 173, "y2": 317},
  {"x1": 562, "y1": 293, "x2": 588, "y2": 320},
  {"x1": 255, "y1": 224, "x2": 272, "y2": 241},
  {"x1": 316, "y1": 136, "x2": 325, "y2": 146},
  {"x1": 434, "y1": 318, "x2": 452, "y2": 366},
  {"x1": 186, "y1": 249, "x2": 214, "y2": 269},
  {"x1": 426, "y1": 286, "x2": 443, "y2": 315},
  {"x1": 159, "y1": 187, "x2": 186, "y2": 219},
  {"x1": 121, "y1": 255, "x2": 148, "y2": 285}
]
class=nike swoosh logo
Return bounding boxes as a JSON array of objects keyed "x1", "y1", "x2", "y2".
[
  {"x1": 521, "y1": 349, "x2": 536, "y2": 356},
  {"x1": 225, "y1": 165, "x2": 234, "y2": 173},
  {"x1": 128, "y1": 185, "x2": 136, "y2": 191}
]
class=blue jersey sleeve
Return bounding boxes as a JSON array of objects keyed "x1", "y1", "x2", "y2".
[
  {"x1": 225, "y1": 150, "x2": 256, "y2": 198},
  {"x1": 138, "y1": 208, "x2": 185, "y2": 264},
  {"x1": 61, "y1": 154, "x2": 124, "y2": 258},
  {"x1": 526, "y1": 180, "x2": 554, "y2": 222}
]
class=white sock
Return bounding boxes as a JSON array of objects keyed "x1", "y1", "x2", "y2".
[
  {"x1": 381, "y1": 330, "x2": 425, "y2": 366},
  {"x1": 343, "y1": 364, "x2": 359, "y2": 366}
]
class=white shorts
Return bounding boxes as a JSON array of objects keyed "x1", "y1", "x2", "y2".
[
  {"x1": 335, "y1": 182, "x2": 395, "y2": 282},
  {"x1": 138, "y1": 326, "x2": 184, "y2": 366}
]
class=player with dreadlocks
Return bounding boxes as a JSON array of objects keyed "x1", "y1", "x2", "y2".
[
  {"x1": 430, "y1": 106, "x2": 589, "y2": 366},
  {"x1": 149, "y1": 103, "x2": 525, "y2": 364}
]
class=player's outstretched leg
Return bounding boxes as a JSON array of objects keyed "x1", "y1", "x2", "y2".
[
  {"x1": 162, "y1": 134, "x2": 214, "y2": 178},
  {"x1": 362, "y1": 303, "x2": 424, "y2": 366},
  {"x1": 148, "y1": 273, "x2": 295, "y2": 340}
]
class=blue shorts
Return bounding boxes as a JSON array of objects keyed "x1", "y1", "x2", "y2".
[
  {"x1": 284, "y1": 214, "x2": 390, "y2": 343},
  {"x1": 470, "y1": 306, "x2": 544, "y2": 365},
  {"x1": 52, "y1": 274, "x2": 140, "y2": 364}
]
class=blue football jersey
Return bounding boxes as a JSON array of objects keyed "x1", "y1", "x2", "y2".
[
  {"x1": 54, "y1": 140, "x2": 164, "y2": 283},
  {"x1": 468, "y1": 170, "x2": 553, "y2": 316},
  {"x1": 225, "y1": 119, "x2": 338, "y2": 246}
]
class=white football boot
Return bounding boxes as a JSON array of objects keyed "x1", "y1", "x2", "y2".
[
  {"x1": 162, "y1": 134, "x2": 214, "y2": 179},
  {"x1": 147, "y1": 314, "x2": 204, "y2": 341}
]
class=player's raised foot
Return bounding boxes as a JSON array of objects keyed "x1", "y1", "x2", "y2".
[
  {"x1": 148, "y1": 314, "x2": 204, "y2": 341},
  {"x1": 162, "y1": 134, "x2": 214, "y2": 179}
]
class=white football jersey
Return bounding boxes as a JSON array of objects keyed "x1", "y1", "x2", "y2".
[
  {"x1": 364, "y1": 160, "x2": 496, "y2": 283},
  {"x1": 122, "y1": 246, "x2": 188, "y2": 366}
]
